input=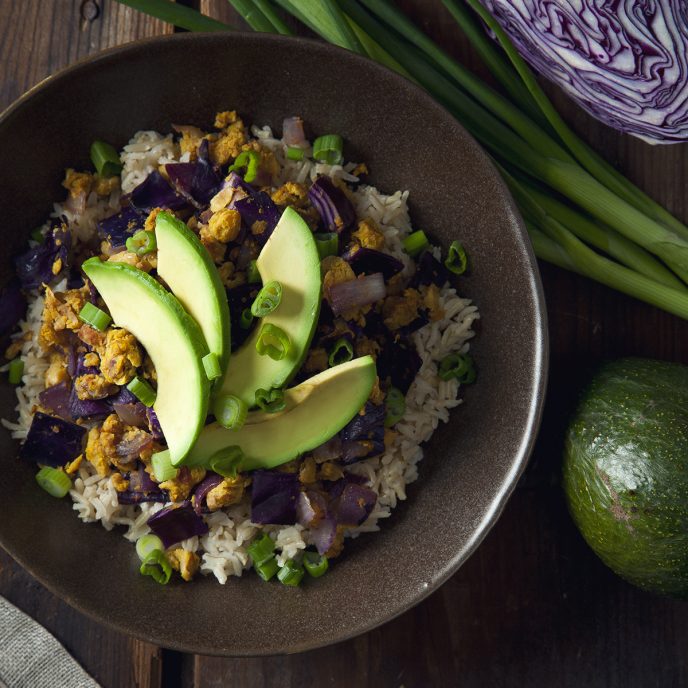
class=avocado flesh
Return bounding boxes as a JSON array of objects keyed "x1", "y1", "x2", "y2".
[
  {"x1": 216, "y1": 206, "x2": 321, "y2": 407},
  {"x1": 155, "y1": 211, "x2": 231, "y2": 373},
  {"x1": 82, "y1": 258, "x2": 210, "y2": 465},
  {"x1": 563, "y1": 357, "x2": 688, "y2": 598},
  {"x1": 187, "y1": 355, "x2": 376, "y2": 470}
]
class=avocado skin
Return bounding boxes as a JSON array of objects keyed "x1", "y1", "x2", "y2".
[{"x1": 563, "y1": 357, "x2": 688, "y2": 598}]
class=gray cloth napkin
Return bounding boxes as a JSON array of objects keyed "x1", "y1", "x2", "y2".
[{"x1": 0, "y1": 596, "x2": 100, "y2": 688}]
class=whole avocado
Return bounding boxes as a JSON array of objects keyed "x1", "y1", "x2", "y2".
[{"x1": 563, "y1": 357, "x2": 688, "y2": 597}]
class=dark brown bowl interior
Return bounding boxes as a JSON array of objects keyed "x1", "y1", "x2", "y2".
[{"x1": 0, "y1": 33, "x2": 547, "y2": 656}]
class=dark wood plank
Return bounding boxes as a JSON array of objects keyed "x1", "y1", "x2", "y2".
[{"x1": 0, "y1": 2, "x2": 171, "y2": 688}]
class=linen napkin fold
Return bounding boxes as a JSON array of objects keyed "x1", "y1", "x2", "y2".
[{"x1": 0, "y1": 596, "x2": 100, "y2": 688}]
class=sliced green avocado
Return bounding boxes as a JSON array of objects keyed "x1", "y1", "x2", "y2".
[
  {"x1": 187, "y1": 355, "x2": 376, "y2": 470},
  {"x1": 563, "y1": 358, "x2": 688, "y2": 598},
  {"x1": 216, "y1": 206, "x2": 321, "y2": 407},
  {"x1": 82, "y1": 258, "x2": 210, "y2": 465},
  {"x1": 155, "y1": 211, "x2": 231, "y2": 373}
]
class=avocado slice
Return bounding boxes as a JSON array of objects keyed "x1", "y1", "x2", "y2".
[
  {"x1": 187, "y1": 355, "x2": 376, "y2": 470},
  {"x1": 155, "y1": 211, "x2": 231, "y2": 373},
  {"x1": 82, "y1": 258, "x2": 210, "y2": 465},
  {"x1": 216, "y1": 206, "x2": 321, "y2": 406}
]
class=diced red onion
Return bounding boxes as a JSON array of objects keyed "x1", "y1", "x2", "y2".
[
  {"x1": 113, "y1": 402, "x2": 148, "y2": 428},
  {"x1": 115, "y1": 431, "x2": 153, "y2": 462},
  {"x1": 296, "y1": 490, "x2": 328, "y2": 528},
  {"x1": 329, "y1": 273, "x2": 386, "y2": 317},
  {"x1": 192, "y1": 472, "x2": 224, "y2": 515},
  {"x1": 282, "y1": 116, "x2": 307, "y2": 147},
  {"x1": 308, "y1": 176, "x2": 355, "y2": 234},
  {"x1": 310, "y1": 515, "x2": 338, "y2": 556}
]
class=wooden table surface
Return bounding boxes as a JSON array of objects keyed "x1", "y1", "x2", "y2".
[{"x1": 2, "y1": 1, "x2": 688, "y2": 686}]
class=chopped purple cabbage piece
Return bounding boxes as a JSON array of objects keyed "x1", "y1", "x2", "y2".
[
  {"x1": 331, "y1": 483, "x2": 377, "y2": 526},
  {"x1": 339, "y1": 402, "x2": 385, "y2": 464},
  {"x1": 409, "y1": 250, "x2": 452, "y2": 289},
  {"x1": 15, "y1": 221, "x2": 71, "y2": 290},
  {"x1": 343, "y1": 246, "x2": 404, "y2": 281},
  {"x1": 146, "y1": 407, "x2": 165, "y2": 442},
  {"x1": 130, "y1": 170, "x2": 188, "y2": 211},
  {"x1": 147, "y1": 500, "x2": 209, "y2": 548},
  {"x1": 96, "y1": 206, "x2": 146, "y2": 250},
  {"x1": 20, "y1": 412, "x2": 87, "y2": 467},
  {"x1": 376, "y1": 339, "x2": 421, "y2": 395},
  {"x1": 118, "y1": 465, "x2": 167, "y2": 505},
  {"x1": 232, "y1": 192, "x2": 280, "y2": 246},
  {"x1": 38, "y1": 382, "x2": 72, "y2": 421},
  {"x1": 250, "y1": 470, "x2": 300, "y2": 525},
  {"x1": 165, "y1": 140, "x2": 221, "y2": 207}
]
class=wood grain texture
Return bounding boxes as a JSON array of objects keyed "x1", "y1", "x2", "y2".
[{"x1": 2, "y1": 1, "x2": 688, "y2": 687}]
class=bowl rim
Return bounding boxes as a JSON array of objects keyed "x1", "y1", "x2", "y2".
[{"x1": 0, "y1": 30, "x2": 549, "y2": 655}]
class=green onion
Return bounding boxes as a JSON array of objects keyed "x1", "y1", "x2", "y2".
[
  {"x1": 202, "y1": 352, "x2": 222, "y2": 381},
  {"x1": 227, "y1": 149, "x2": 260, "y2": 183},
  {"x1": 247, "y1": 260, "x2": 261, "y2": 284},
  {"x1": 384, "y1": 386, "x2": 406, "y2": 427},
  {"x1": 277, "y1": 559, "x2": 305, "y2": 587},
  {"x1": 255, "y1": 556, "x2": 280, "y2": 581},
  {"x1": 255, "y1": 323, "x2": 291, "y2": 360},
  {"x1": 313, "y1": 134, "x2": 344, "y2": 165},
  {"x1": 35, "y1": 467, "x2": 71, "y2": 498},
  {"x1": 78, "y1": 302, "x2": 111, "y2": 332},
  {"x1": 328, "y1": 337, "x2": 354, "y2": 367},
  {"x1": 127, "y1": 376, "x2": 157, "y2": 407},
  {"x1": 314, "y1": 233, "x2": 339, "y2": 259},
  {"x1": 253, "y1": 0, "x2": 293, "y2": 34},
  {"x1": 209, "y1": 446, "x2": 244, "y2": 477},
  {"x1": 303, "y1": 551, "x2": 329, "y2": 578},
  {"x1": 445, "y1": 241, "x2": 468, "y2": 275},
  {"x1": 139, "y1": 549, "x2": 172, "y2": 585},
  {"x1": 125, "y1": 229, "x2": 157, "y2": 256},
  {"x1": 254, "y1": 387, "x2": 286, "y2": 413},
  {"x1": 31, "y1": 227, "x2": 45, "y2": 244},
  {"x1": 438, "y1": 353, "x2": 476, "y2": 384},
  {"x1": 213, "y1": 393, "x2": 248, "y2": 430},
  {"x1": 115, "y1": 0, "x2": 232, "y2": 32},
  {"x1": 8, "y1": 358, "x2": 24, "y2": 385},
  {"x1": 286, "y1": 146, "x2": 305, "y2": 161},
  {"x1": 152, "y1": 450, "x2": 177, "y2": 482},
  {"x1": 90, "y1": 140, "x2": 123, "y2": 177},
  {"x1": 247, "y1": 533, "x2": 276, "y2": 565},
  {"x1": 251, "y1": 281, "x2": 283, "y2": 318},
  {"x1": 240, "y1": 307, "x2": 254, "y2": 330},
  {"x1": 136, "y1": 534, "x2": 164, "y2": 561},
  {"x1": 403, "y1": 230, "x2": 429, "y2": 258}
]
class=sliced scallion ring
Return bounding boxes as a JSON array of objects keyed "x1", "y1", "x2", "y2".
[
  {"x1": 35, "y1": 466, "x2": 72, "y2": 498},
  {"x1": 254, "y1": 387, "x2": 286, "y2": 413},
  {"x1": 90, "y1": 140, "x2": 123, "y2": 177},
  {"x1": 152, "y1": 449, "x2": 177, "y2": 482},
  {"x1": 255, "y1": 323, "x2": 290, "y2": 360},
  {"x1": 445, "y1": 240, "x2": 468, "y2": 275},
  {"x1": 209, "y1": 445, "x2": 244, "y2": 478},
  {"x1": 303, "y1": 551, "x2": 329, "y2": 578},
  {"x1": 228, "y1": 149, "x2": 260, "y2": 183},
  {"x1": 126, "y1": 229, "x2": 157, "y2": 256},
  {"x1": 384, "y1": 386, "x2": 406, "y2": 427},
  {"x1": 328, "y1": 337, "x2": 354, "y2": 367},
  {"x1": 403, "y1": 230, "x2": 429, "y2": 257},
  {"x1": 247, "y1": 533, "x2": 276, "y2": 566},
  {"x1": 313, "y1": 134, "x2": 343, "y2": 165},
  {"x1": 438, "y1": 352, "x2": 476, "y2": 383},
  {"x1": 127, "y1": 376, "x2": 157, "y2": 407},
  {"x1": 202, "y1": 352, "x2": 222, "y2": 381},
  {"x1": 286, "y1": 146, "x2": 305, "y2": 161},
  {"x1": 78, "y1": 302, "x2": 112, "y2": 332},
  {"x1": 213, "y1": 394, "x2": 248, "y2": 430},
  {"x1": 251, "y1": 281, "x2": 283, "y2": 318},
  {"x1": 136, "y1": 534, "x2": 164, "y2": 562},
  {"x1": 139, "y1": 550, "x2": 172, "y2": 585},
  {"x1": 314, "y1": 233, "x2": 339, "y2": 259},
  {"x1": 8, "y1": 358, "x2": 24, "y2": 385}
]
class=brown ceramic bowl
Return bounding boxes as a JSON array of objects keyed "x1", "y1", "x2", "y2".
[{"x1": 0, "y1": 33, "x2": 547, "y2": 655}]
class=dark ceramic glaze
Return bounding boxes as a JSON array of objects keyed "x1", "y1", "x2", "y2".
[{"x1": 0, "y1": 33, "x2": 547, "y2": 656}]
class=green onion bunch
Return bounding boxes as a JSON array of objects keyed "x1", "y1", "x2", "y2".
[{"x1": 117, "y1": 0, "x2": 688, "y2": 320}]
